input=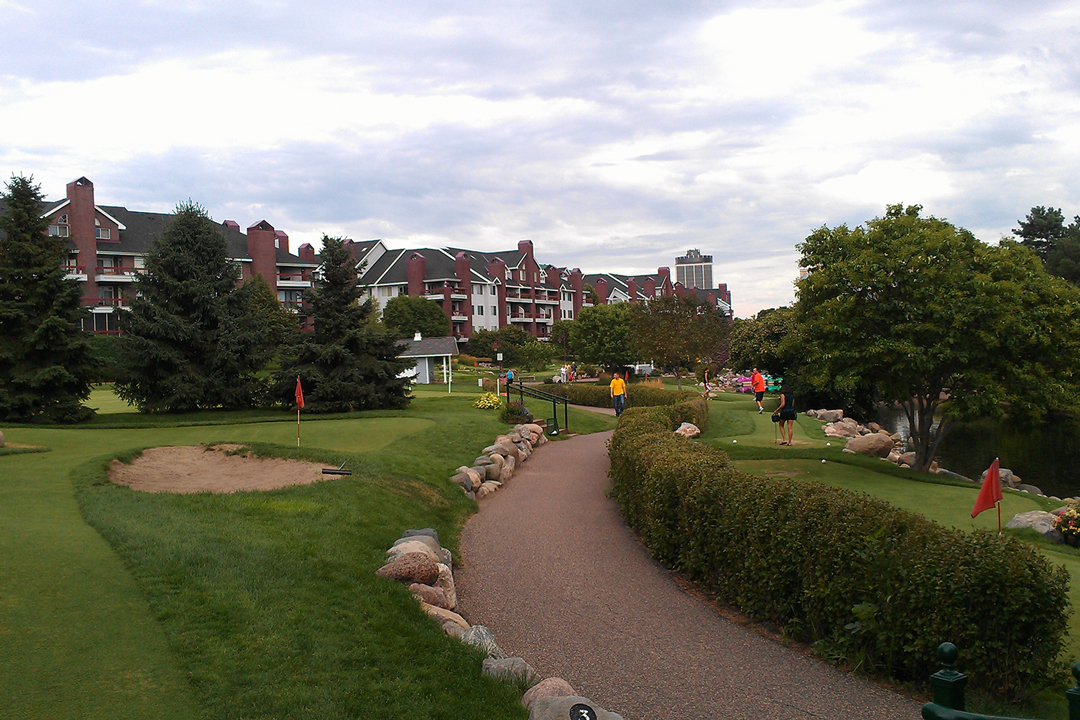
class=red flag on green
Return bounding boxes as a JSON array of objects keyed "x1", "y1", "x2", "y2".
[
  {"x1": 295, "y1": 377, "x2": 304, "y2": 409},
  {"x1": 971, "y1": 458, "x2": 1003, "y2": 518}
]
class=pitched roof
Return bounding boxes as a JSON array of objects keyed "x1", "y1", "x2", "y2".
[{"x1": 396, "y1": 336, "x2": 460, "y2": 358}]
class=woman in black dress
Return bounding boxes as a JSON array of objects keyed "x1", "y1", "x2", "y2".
[{"x1": 776, "y1": 383, "x2": 797, "y2": 445}]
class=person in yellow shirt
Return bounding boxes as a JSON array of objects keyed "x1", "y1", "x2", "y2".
[{"x1": 610, "y1": 371, "x2": 628, "y2": 416}]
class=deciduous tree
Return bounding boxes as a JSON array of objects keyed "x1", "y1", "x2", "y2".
[
  {"x1": 380, "y1": 294, "x2": 450, "y2": 339},
  {"x1": 798, "y1": 204, "x2": 1080, "y2": 472},
  {"x1": 275, "y1": 236, "x2": 410, "y2": 412},
  {"x1": 570, "y1": 303, "x2": 634, "y2": 372},
  {"x1": 0, "y1": 175, "x2": 96, "y2": 422},
  {"x1": 630, "y1": 294, "x2": 729, "y2": 389}
]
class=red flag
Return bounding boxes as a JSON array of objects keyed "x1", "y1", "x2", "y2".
[
  {"x1": 295, "y1": 377, "x2": 304, "y2": 409},
  {"x1": 971, "y1": 458, "x2": 1003, "y2": 518}
]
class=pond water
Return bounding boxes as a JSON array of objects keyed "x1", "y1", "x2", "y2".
[{"x1": 876, "y1": 407, "x2": 1080, "y2": 500}]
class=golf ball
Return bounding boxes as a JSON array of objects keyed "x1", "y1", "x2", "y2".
[
  {"x1": 732, "y1": 440, "x2": 737, "y2": 443},
  {"x1": 821, "y1": 459, "x2": 827, "y2": 463},
  {"x1": 826, "y1": 442, "x2": 831, "y2": 446}
]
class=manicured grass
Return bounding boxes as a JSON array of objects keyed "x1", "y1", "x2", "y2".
[{"x1": 1, "y1": 394, "x2": 579, "y2": 720}]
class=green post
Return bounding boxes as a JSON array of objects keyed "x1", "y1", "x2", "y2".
[
  {"x1": 1067, "y1": 662, "x2": 1080, "y2": 720},
  {"x1": 930, "y1": 643, "x2": 967, "y2": 711}
]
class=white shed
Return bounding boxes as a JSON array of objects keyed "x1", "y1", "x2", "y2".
[{"x1": 397, "y1": 334, "x2": 459, "y2": 391}]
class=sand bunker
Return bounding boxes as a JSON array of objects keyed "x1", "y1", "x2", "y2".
[{"x1": 109, "y1": 445, "x2": 331, "y2": 494}]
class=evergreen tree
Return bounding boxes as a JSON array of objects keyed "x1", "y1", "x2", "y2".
[
  {"x1": 275, "y1": 236, "x2": 410, "y2": 413},
  {"x1": 0, "y1": 175, "x2": 96, "y2": 422},
  {"x1": 115, "y1": 201, "x2": 275, "y2": 412}
]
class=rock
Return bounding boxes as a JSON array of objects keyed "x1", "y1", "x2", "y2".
[
  {"x1": 441, "y1": 620, "x2": 466, "y2": 638},
  {"x1": 435, "y1": 563, "x2": 457, "y2": 608},
  {"x1": 464, "y1": 467, "x2": 484, "y2": 488},
  {"x1": 375, "y1": 552, "x2": 440, "y2": 585},
  {"x1": 450, "y1": 473, "x2": 473, "y2": 491},
  {"x1": 844, "y1": 433, "x2": 895, "y2": 458},
  {"x1": 898, "y1": 452, "x2": 917, "y2": 467},
  {"x1": 439, "y1": 547, "x2": 452, "y2": 567},
  {"x1": 475, "y1": 484, "x2": 493, "y2": 499},
  {"x1": 460, "y1": 625, "x2": 507, "y2": 659},
  {"x1": 482, "y1": 445, "x2": 499, "y2": 455},
  {"x1": 842, "y1": 447, "x2": 856, "y2": 454},
  {"x1": 1017, "y1": 483, "x2": 1045, "y2": 496},
  {"x1": 886, "y1": 452, "x2": 901, "y2": 463},
  {"x1": 386, "y1": 540, "x2": 441, "y2": 564},
  {"x1": 817, "y1": 409, "x2": 844, "y2": 423},
  {"x1": 505, "y1": 455, "x2": 516, "y2": 473},
  {"x1": 499, "y1": 464, "x2": 513, "y2": 483},
  {"x1": 487, "y1": 453, "x2": 505, "y2": 469},
  {"x1": 393, "y1": 534, "x2": 441, "y2": 554},
  {"x1": 929, "y1": 461, "x2": 939, "y2": 474},
  {"x1": 479, "y1": 481, "x2": 501, "y2": 495},
  {"x1": 936, "y1": 469, "x2": 973, "y2": 482},
  {"x1": 522, "y1": 677, "x2": 577, "y2": 710},
  {"x1": 466, "y1": 491, "x2": 475, "y2": 501},
  {"x1": 0, "y1": 429, "x2": 4, "y2": 447},
  {"x1": 483, "y1": 657, "x2": 537, "y2": 684},
  {"x1": 1006, "y1": 511, "x2": 1063, "y2": 543},
  {"x1": 890, "y1": 432, "x2": 902, "y2": 441},
  {"x1": 420, "y1": 602, "x2": 469, "y2": 631},
  {"x1": 473, "y1": 456, "x2": 494, "y2": 467},
  {"x1": 868, "y1": 422, "x2": 883, "y2": 433},
  {"x1": 674, "y1": 422, "x2": 700, "y2": 438},
  {"x1": 529, "y1": 696, "x2": 624, "y2": 720},
  {"x1": 485, "y1": 463, "x2": 502, "y2": 481},
  {"x1": 524, "y1": 423, "x2": 544, "y2": 436},
  {"x1": 980, "y1": 466, "x2": 1021, "y2": 489},
  {"x1": 409, "y1": 582, "x2": 451, "y2": 609}
]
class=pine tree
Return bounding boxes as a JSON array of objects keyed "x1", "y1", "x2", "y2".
[
  {"x1": 115, "y1": 201, "x2": 275, "y2": 412},
  {"x1": 0, "y1": 175, "x2": 96, "y2": 422},
  {"x1": 276, "y1": 236, "x2": 411, "y2": 412}
]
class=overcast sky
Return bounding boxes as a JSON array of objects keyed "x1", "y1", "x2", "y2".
[{"x1": 3, "y1": 1, "x2": 1079, "y2": 316}]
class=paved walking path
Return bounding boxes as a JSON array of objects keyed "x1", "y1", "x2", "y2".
[{"x1": 456, "y1": 430, "x2": 920, "y2": 720}]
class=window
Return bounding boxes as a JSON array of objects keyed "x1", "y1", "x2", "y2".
[
  {"x1": 134, "y1": 256, "x2": 145, "y2": 269},
  {"x1": 475, "y1": 305, "x2": 483, "y2": 316},
  {"x1": 491, "y1": 306, "x2": 497, "y2": 316},
  {"x1": 48, "y1": 225, "x2": 70, "y2": 237},
  {"x1": 378, "y1": 286, "x2": 394, "y2": 298},
  {"x1": 95, "y1": 228, "x2": 111, "y2": 240}
]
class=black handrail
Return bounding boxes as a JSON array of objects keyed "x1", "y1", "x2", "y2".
[{"x1": 505, "y1": 379, "x2": 569, "y2": 434}]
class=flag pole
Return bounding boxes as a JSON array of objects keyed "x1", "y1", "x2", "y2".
[
  {"x1": 297, "y1": 404, "x2": 301, "y2": 447},
  {"x1": 996, "y1": 456, "x2": 1001, "y2": 533}
]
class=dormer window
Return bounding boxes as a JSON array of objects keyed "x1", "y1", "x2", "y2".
[
  {"x1": 95, "y1": 228, "x2": 111, "y2": 240},
  {"x1": 48, "y1": 213, "x2": 70, "y2": 237}
]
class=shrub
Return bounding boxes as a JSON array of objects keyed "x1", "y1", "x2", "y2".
[
  {"x1": 457, "y1": 354, "x2": 479, "y2": 367},
  {"x1": 473, "y1": 392, "x2": 503, "y2": 410},
  {"x1": 481, "y1": 378, "x2": 498, "y2": 393},
  {"x1": 607, "y1": 407, "x2": 1069, "y2": 701},
  {"x1": 500, "y1": 401, "x2": 532, "y2": 424},
  {"x1": 543, "y1": 383, "x2": 701, "y2": 411},
  {"x1": 578, "y1": 364, "x2": 598, "y2": 378}
]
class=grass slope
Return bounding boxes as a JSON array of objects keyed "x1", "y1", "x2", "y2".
[{"x1": 1, "y1": 389, "x2": 600, "y2": 720}]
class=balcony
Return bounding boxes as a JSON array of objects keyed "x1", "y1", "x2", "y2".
[
  {"x1": 277, "y1": 273, "x2": 312, "y2": 289},
  {"x1": 95, "y1": 266, "x2": 142, "y2": 282},
  {"x1": 62, "y1": 264, "x2": 87, "y2": 280},
  {"x1": 83, "y1": 297, "x2": 128, "y2": 308},
  {"x1": 281, "y1": 300, "x2": 310, "y2": 312}
]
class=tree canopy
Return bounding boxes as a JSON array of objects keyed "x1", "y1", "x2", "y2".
[
  {"x1": 630, "y1": 294, "x2": 729, "y2": 388},
  {"x1": 0, "y1": 175, "x2": 96, "y2": 422},
  {"x1": 728, "y1": 307, "x2": 798, "y2": 377},
  {"x1": 380, "y1": 294, "x2": 451, "y2": 339},
  {"x1": 116, "y1": 201, "x2": 277, "y2": 412},
  {"x1": 797, "y1": 204, "x2": 1080, "y2": 471},
  {"x1": 275, "y1": 236, "x2": 410, "y2": 413},
  {"x1": 1013, "y1": 206, "x2": 1080, "y2": 285},
  {"x1": 570, "y1": 303, "x2": 634, "y2": 371}
]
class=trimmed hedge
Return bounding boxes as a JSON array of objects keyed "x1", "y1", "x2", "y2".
[
  {"x1": 545, "y1": 383, "x2": 701, "y2": 410},
  {"x1": 607, "y1": 406, "x2": 1069, "y2": 700}
]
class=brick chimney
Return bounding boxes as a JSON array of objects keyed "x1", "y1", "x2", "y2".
[
  {"x1": 455, "y1": 252, "x2": 473, "y2": 336},
  {"x1": 223, "y1": 220, "x2": 240, "y2": 232},
  {"x1": 644, "y1": 276, "x2": 656, "y2": 298},
  {"x1": 594, "y1": 277, "x2": 609, "y2": 305},
  {"x1": 658, "y1": 267, "x2": 672, "y2": 295},
  {"x1": 66, "y1": 177, "x2": 97, "y2": 302},
  {"x1": 545, "y1": 265, "x2": 561, "y2": 289},
  {"x1": 487, "y1": 259, "x2": 507, "y2": 326},
  {"x1": 298, "y1": 243, "x2": 316, "y2": 263},
  {"x1": 407, "y1": 252, "x2": 426, "y2": 296},
  {"x1": 246, "y1": 220, "x2": 278, "y2": 290},
  {"x1": 274, "y1": 230, "x2": 289, "y2": 253},
  {"x1": 570, "y1": 268, "x2": 584, "y2": 316},
  {"x1": 627, "y1": 277, "x2": 638, "y2": 303},
  {"x1": 674, "y1": 282, "x2": 686, "y2": 299}
]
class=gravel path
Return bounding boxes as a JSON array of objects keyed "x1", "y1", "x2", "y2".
[{"x1": 456, "y1": 430, "x2": 920, "y2": 720}]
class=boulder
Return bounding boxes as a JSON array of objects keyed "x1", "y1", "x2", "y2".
[
  {"x1": 409, "y1": 583, "x2": 452, "y2": 609},
  {"x1": 376, "y1": 552, "x2": 439, "y2": 585},
  {"x1": 464, "y1": 467, "x2": 484, "y2": 488},
  {"x1": 466, "y1": 491, "x2": 475, "y2": 501},
  {"x1": 479, "y1": 481, "x2": 501, "y2": 495},
  {"x1": 476, "y1": 484, "x2": 494, "y2": 499},
  {"x1": 824, "y1": 424, "x2": 857, "y2": 439},
  {"x1": 441, "y1": 620, "x2": 466, "y2": 638},
  {"x1": 487, "y1": 453, "x2": 505, "y2": 469},
  {"x1": 386, "y1": 540, "x2": 441, "y2": 564},
  {"x1": 505, "y1": 455, "x2": 516, "y2": 473},
  {"x1": 483, "y1": 657, "x2": 537, "y2": 684},
  {"x1": 529, "y1": 696, "x2": 624, "y2": 720},
  {"x1": 845, "y1": 433, "x2": 894, "y2": 458},
  {"x1": 450, "y1": 473, "x2": 473, "y2": 492},
  {"x1": 886, "y1": 452, "x2": 901, "y2": 463},
  {"x1": 435, "y1": 563, "x2": 457, "y2": 608},
  {"x1": 890, "y1": 432, "x2": 902, "y2": 441},
  {"x1": 485, "y1": 463, "x2": 502, "y2": 481},
  {"x1": 868, "y1": 422, "x2": 883, "y2": 433},
  {"x1": 460, "y1": 625, "x2": 507, "y2": 659},
  {"x1": 1017, "y1": 483, "x2": 1045, "y2": 496},
  {"x1": 1006, "y1": 511, "x2": 1063, "y2": 543},
  {"x1": 439, "y1": 547, "x2": 452, "y2": 567},
  {"x1": 898, "y1": 452, "x2": 917, "y2": 467},
  {"x1": 674, "y1": 422, "x2": 700, "y2": 438},
  {"x1": 499, "y1": 464, "x2": 513, "y2": 483},
  {"x1": 473, "y1": 456, "x2": 494, "y2": 467},
  {"x1": 817, "y1": 409, "x2": 844, "y2": 423},
  {"x1": 394, "y1": 533, "x2": 441, "y2": 552},
  {"x1": 522, "y1": 677, "x2": 577, "y2": 710},
  {"x1": 420, "y1": 602, "x2": 469, "y2": 631},
  {"x1": 524, "y1": 423, "x2": 544, "y2": 436}
]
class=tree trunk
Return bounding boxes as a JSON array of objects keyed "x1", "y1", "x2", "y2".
[{"x1": 906, "y1": 393, "x2": 953, "y2": 472}]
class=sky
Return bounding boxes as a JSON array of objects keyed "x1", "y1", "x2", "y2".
[{"x1": 3, "y1": 1, "x2": 1080, "y2": 317}]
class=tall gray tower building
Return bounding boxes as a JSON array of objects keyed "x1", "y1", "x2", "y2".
[{"x1": 675, "y1": 248, "x2": 713, "y2": 289}]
